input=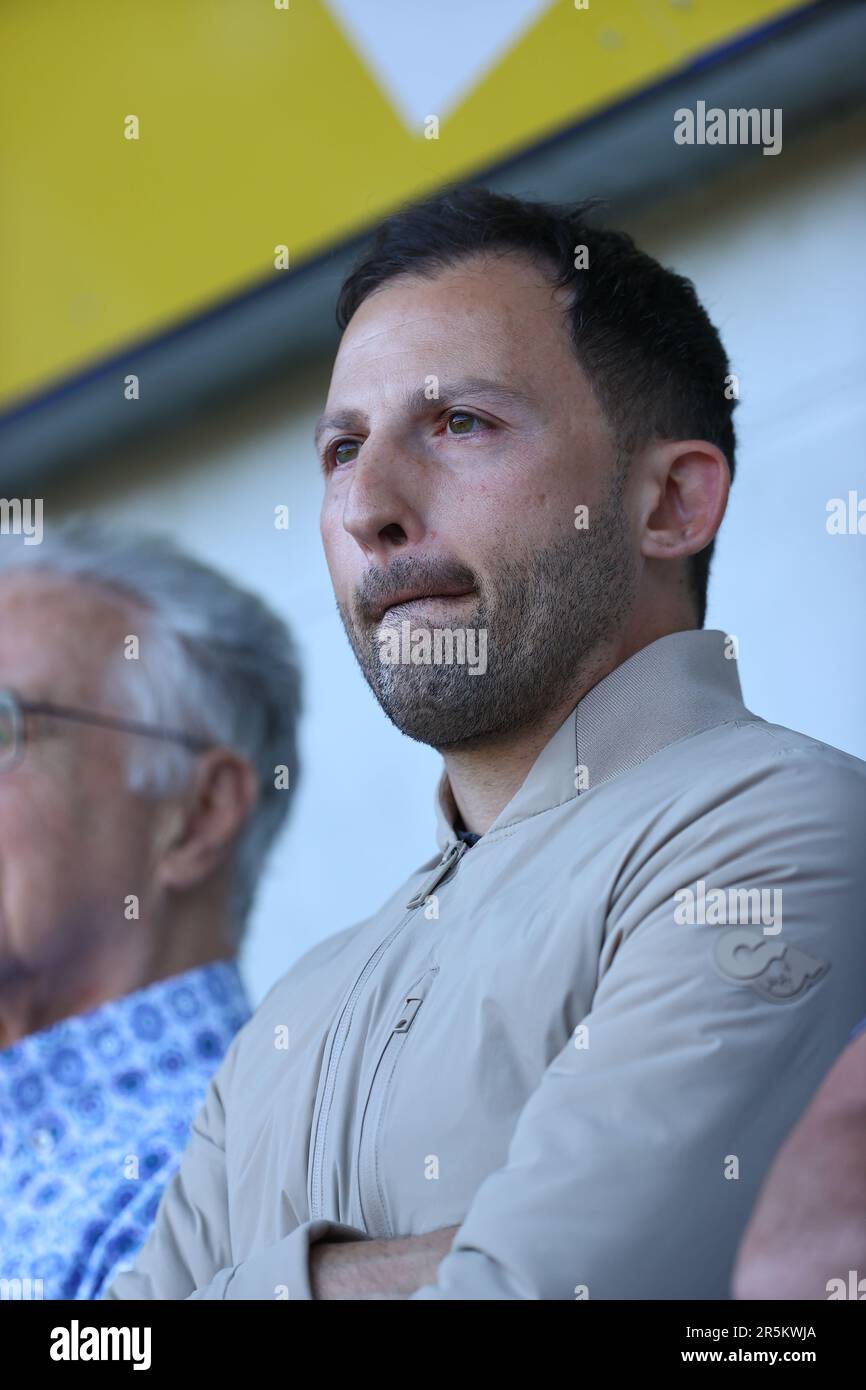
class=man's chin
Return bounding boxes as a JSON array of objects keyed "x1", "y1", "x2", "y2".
[
  {"x1": 369, "y1": 681, "x2": 468, "y2": 746},
  {"x1": 372, "y1": 679, "x2": 520, "y2": 752}
]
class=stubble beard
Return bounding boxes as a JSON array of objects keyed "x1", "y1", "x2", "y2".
[{"x1": 337, "y1": 468, "x2": 636, "y2": 752}]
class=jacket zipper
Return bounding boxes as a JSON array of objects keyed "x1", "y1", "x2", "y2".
[
  {"x1": 309, "y1": 840, "x2": 467, "y2": 1221},
  {"x1": 356, "y1": 970, "x2": 437, "y2": 1235}
]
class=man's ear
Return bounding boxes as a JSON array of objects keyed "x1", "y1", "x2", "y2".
[
  {"x1": 639, "y1": 439, "x2": 730, "y2": 562},
  {"x1": 155, "y1": 750, "x2": 259, "y2": 893}
]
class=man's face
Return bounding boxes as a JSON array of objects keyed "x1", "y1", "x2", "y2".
[
  {"x1": 318, "y1": 252, "x2": 638, "y2": 749},
  {"x1": 0, "y1": 572, "x2": 164, "y2": 991}
]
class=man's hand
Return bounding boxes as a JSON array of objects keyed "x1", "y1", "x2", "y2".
[{"x1": 310, "y1": 1225, "x2": 461, "y2": 1299}]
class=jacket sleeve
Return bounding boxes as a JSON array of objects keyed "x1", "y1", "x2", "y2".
[
  {"x1": 410, "y1": 750, "x2": 866, "y2": 1299},
  {"x1": 101, "y1": 971, "x2": 374, "y2": 1301},
  {"x1": 182, "y1": 1220, "x2": 372, "y2": 1299},
  {"x1": 101, "y1": 1043, "x2": 372, "y2": 1300}
]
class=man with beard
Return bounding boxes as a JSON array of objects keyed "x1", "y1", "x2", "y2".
[{"x1": 105, "y1": 188, "x2": 866, "y2": 1301}]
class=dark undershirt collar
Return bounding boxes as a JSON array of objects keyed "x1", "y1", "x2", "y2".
[{"x1": 454, "y1": 820, "x2": 481, "y2": 848}]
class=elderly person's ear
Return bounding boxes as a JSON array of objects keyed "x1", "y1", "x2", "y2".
[{"x1": 155, "y1": 749, "x2": 259, "y2": 890}]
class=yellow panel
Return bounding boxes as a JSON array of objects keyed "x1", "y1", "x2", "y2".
[
  {"x1": 450, "y1": 0, "x2": 794, "y2": 157},
  {"x1": 0, "y1": 0, "x2": 803, "y2": 409}
]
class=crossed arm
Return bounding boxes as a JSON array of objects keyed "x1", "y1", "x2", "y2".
[
  {"x1": 309, "y1": 1225, "x2": 461, "y2": 1299},
  {"x1": 106, "y1": 755, "x2": 866, "y2": 1303},
  {"x1": 328, "y1": 1025, "x2": 866, "y2": 1303}
]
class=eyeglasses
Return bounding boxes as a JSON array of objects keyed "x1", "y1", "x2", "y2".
[{"x1": 0, "y1": 687, "x2": 213, "y2": 772}]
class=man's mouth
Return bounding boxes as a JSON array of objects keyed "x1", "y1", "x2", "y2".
[{"x1": 375, "y1": 586, "x2": 475, "y2": 623}]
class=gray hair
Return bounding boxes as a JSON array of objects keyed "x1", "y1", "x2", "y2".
[{"x1": 0, "y1": 517, "x2": 302, "y2": 944}]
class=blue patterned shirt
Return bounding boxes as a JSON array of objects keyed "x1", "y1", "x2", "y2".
[{"x1": 0, "y1": 960, "x2": 249, "y2": 1300}]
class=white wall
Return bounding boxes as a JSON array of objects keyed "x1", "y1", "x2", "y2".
[
  {"x1": 52, "y1": 108, "x2": 866, "y2": 1005},
  {"x1": 635, "y1": 108, "x2": 866, "y2": 759}
]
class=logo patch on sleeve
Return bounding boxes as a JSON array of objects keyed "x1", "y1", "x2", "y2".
[{"x1": 713, "y1": 927, "x2": 829, "y2": 1003}]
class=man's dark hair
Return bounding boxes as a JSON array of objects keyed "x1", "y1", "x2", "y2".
[{"x1": 335, "y1": 185, "x2": 737, "y2": 628}]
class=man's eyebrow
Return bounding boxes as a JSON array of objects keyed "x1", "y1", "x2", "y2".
[
  {"x1": 313, "y1": 377, "x2": 535, "y2": 448},
  {"x1": 314, "y1": 408, "x2": 364, "y2": 449}
]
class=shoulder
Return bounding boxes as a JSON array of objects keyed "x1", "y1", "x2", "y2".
[
  {"x1": 605, "y1": 716, "x2": 866, "y2": 929},
  {"x1": 659, "y1": 715, "x2": 866, "y2": 819},
  {"x1": 254, "y1": 918, "x2": 370, "y2": 1016},
  {"x1": 731, "y1": 716, "x2": 866, "y2": 772}
]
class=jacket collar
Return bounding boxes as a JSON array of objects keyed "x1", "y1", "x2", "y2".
[{"x1": 434, "y1": 628, "x2": 749, "y2": 851}]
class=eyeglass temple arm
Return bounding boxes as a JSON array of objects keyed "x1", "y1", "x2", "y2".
[{"x1": 19, "y1": 700, "x2": 212, "y2": 753}]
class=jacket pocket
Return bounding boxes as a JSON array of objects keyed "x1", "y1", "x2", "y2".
[{"x1": 355, "y1": 966, "x2": 439, "y2": 1237}]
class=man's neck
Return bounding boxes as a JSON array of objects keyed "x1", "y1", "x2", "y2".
[
  {"x1": 442, "y1": 702, "x2": 571, "y2": 837},
  {"x1": 441, "y1": 623, "x2": 685, "y2": 835}
]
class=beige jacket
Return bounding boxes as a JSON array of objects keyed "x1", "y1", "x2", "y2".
[{"x1": 106, "y1": 630, "x2": 866, "y2": 1299}]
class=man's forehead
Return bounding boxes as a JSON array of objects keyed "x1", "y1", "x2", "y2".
[
  {"x1": 0, "y1": 571, "x2": 136, "y2": 701},
  {"x1": 327, "y1": 254, "x2": 574, "y2": 383},
  {"x1": 343, "y1": 256, "x2": 566, "y2": 343},
  {"x1": 334, "y1": 299, "x2": 504, "y2": 376}
]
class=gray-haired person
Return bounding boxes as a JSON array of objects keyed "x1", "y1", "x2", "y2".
[{"x1": 0, "y1": 518, "x2": 300, "y2": 1299}]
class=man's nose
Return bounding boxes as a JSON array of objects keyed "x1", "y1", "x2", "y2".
[{"x1": 340, "y1": 439, "x2": 427, "y2": 564}]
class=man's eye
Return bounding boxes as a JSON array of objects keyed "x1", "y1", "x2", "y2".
[
  {"x1": 330, "y1": 439, "x2": 360, "y2": 467},
  {"x1": 446, "y1": 411, "x2": 488, "y2": 436}
]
